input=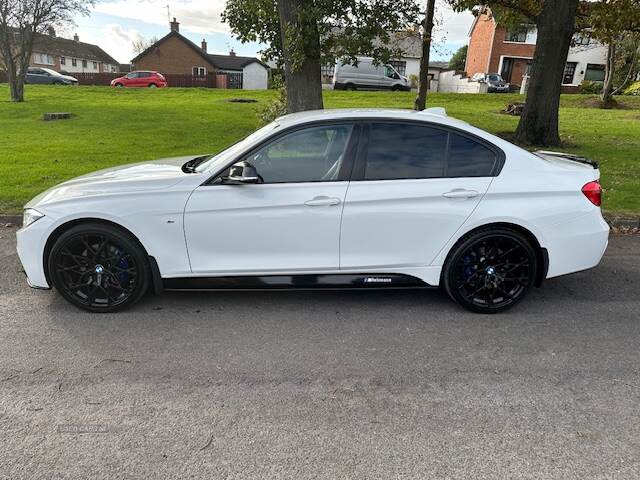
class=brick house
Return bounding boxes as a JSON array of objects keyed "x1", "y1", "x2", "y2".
[
  {"x1": 465, "y1": 9, "x2": 608, "y2": 89},
  {"x1": 23, "y1": 30, "x2": 119, "y2": 74},
  {"x1": 131, "y1": 18, "x2": 269, "y2": 89}
]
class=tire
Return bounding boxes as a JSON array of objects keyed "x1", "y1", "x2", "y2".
[
  {"x1": 344, "y1": 83, "x2": 356, "y2": 91},
  {"x1": 391, "y1": 85, "x2": 401, "y2": 92},
  {"x1": 442, "y1": 228, "x2": 538, "y2": 314},
  {"x1": 48, "y1": 223, "x2": 150, "y2": 312},
  {"x1": 148, "y1": 83, "x2": 158, "y2": 88},
  {"x1": 115, "y1": 83, "x2": 124, "y2": 88}
]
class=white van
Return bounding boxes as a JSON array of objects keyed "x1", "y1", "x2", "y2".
[{"x1": 333, "y1": 56, "x2": 410, "y2": 91}]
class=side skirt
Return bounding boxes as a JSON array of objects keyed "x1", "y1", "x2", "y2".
[{"x1": 162, "y1": 273, "x2": 434, "y2": 291}]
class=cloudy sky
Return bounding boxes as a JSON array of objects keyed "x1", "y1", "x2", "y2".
[{"x1": 68, "y1": 0, "x2": 475, "y2": 64}]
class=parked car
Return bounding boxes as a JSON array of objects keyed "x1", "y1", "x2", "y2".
[
  {"x1": 17, "y1": 108, "x2": 609, "y2": 314},
  {"x1": 25, "y1": 67, "x2": 78, "y2": 85},
  {"x1": 333, "y1": 56, "x2": 410, "y2": 91},
  {"x1": 471, "y1": 73, "x2": 510, "y2": 92},
  {"x1": 110, "y1": 71, "x2": 167, "y2": 88}
]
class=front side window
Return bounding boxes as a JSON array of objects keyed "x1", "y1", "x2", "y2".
[
  {"x1": 126, "y1": 72, "x2": 138, "y2": 79},
  {"x1": 242, "y1": 124, "x2": 354, "y2": 183},
  {"x1": 447, "y1": 133, "x2": 497, "y2": 177},
  {"x1": 364, "y1": 123, "x2": 447, "y2": 180},
  {"x1": 388, "y1": 60, "x2": 407, "y2": 76}
]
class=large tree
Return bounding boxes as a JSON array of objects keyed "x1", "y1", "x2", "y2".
[
  {"x1": 0, "y1": 0, "x2": 93, "y2": 102},
  {"x1": 448, "y1": 44, "x2": 468, "y2": 71},
  {"x1": 223, "y1": 0, "x2": 420, "y2": 113},
  {"x1": 450, "y1": 0, "x2": 581, "y2": 146}
]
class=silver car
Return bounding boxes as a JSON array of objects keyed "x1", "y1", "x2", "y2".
[{"x1": 25, "y1": 67, "x2": 78, "y2": 85}]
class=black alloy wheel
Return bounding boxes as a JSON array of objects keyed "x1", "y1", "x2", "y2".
[
  {"x1": 48, "y1": 223, "x2": 150, "y2": 312},
  {"x1": 443, "y1": 228, "x2": 537, "y2": 313}
]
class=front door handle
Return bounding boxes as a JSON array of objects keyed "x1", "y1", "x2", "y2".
[
  {"x1": 304, "y1": 196, "x2": 341, "y2": 207},
  {"x1": 442, "y1": 189, "x2": 479, "y2": 199}
]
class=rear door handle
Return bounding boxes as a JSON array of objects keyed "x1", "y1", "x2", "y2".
[
  {"x1": 442, "y1": 189, "x2": 479, "y2": 199},
  {"x1": 304, "y1": 196, "x2": 341, "y2": 207}
]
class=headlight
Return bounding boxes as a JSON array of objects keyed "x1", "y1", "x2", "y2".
[{"x1": 23, "y1": 208, "x2": 45, "y2": 228}]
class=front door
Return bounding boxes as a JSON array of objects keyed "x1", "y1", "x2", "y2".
[
  {"x1": 340, "y1": 122, "x2": 497, "y2": 270},
  {"x1": 500, "y1": 58, "x2": 514, "y2": 83},
  {"x1": 184, "y1": 123, "x2": 357, "y2": 274}
]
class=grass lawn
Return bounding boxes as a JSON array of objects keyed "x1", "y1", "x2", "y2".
[{"x1": 0, "y1": 85, "x2": 638, "y2": 215}]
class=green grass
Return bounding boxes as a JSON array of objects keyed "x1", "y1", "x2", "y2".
[{"x1": 1, "y1": 85, "x2": 639, "y2": 215}]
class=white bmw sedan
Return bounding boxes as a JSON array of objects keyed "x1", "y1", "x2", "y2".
[{"x1": 17, "y1": 108, "x2": 609, "y2": 313}]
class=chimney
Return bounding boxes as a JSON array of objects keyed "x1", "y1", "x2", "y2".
[
  {"x1": 73, "y1": 33, "x2": 79, "y2": 42},
  {"x1": 229, "y1": 48, "x2": 236, "y2": 57},
  {"x1": 170, "y1": 17, "x2": 180, "y2": 33},
  {"x1": 201, "y1": 39, "x2": 207, "y2": 53}
]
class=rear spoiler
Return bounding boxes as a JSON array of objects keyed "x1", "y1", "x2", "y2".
[{"x1": 534, "y1": 150, "x2": 599, "y2": 169}]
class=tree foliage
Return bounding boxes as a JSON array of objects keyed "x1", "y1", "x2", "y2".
[
  {"x1": 223, "y1": 0, "x2": 420, "y2": 68},
  {"x1": 448, "y1": 44, "x2": 467, "y2": 71},
  {"x1": 0, "y1": 0, "x2": 93, "y2": 102}
]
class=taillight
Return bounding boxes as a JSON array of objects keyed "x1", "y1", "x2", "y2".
[{"x1": 582, "y1": 180, "x2": 602, "y2": 206}]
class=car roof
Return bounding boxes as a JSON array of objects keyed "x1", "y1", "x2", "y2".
[{"x1": 274, "y1": 108, "x2": 469, "y2": 129}]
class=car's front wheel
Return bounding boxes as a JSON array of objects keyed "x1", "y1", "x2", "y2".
[
  {"x1": 48, "y1": 223, "x2": 150, "y2": 312},
  {"x1": 443, "y1": 228, "x2": 537, "y2": 314}
]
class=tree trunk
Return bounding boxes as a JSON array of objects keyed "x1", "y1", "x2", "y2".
[
  {"x1": 515, "y1": 0, "x2": 579, "y2": 146},
  {"x1": 276, "y1": 0, "x2": 324, "y2": 113},
  {"x1": 413, "y1": 0, "x2": 436, "y2": 111},
  {"x1": 6, "y1": 62, "x2": 25, "y2": 103},
  {"x1": 601, "y1": 42, "x2": 615, "y2": 105}
]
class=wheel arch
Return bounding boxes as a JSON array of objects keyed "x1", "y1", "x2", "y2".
[
  {"x1": 440, "y1": 221, "x2": 549, "y2": 288},
  {"x1": 42, "y1": 217, "x2": 162, "y2": 293}
]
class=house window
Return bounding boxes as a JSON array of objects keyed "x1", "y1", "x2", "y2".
[
  {"x1": 82, "y1": 59, "x2": 87, "y2": 68},
  {"x1": 93, "y1": 61, "x2": 98, "y2": 69},
  {"x1": 563, "y1": 62, "x2": 578, "y2": 84},
  {"x1": 60, "y1": 56, "x2": 66, "y2": 66},
  {"x1": 388, "y1": 60, "x2": 407, "y2": 76},
  {"x1": 32, "y1": 53, "x2": 54, "y2": 65},
  {"x1": 192, "y1": 66, "x2": 207, "y2": 76},
  {"x1": 71, "y1": 58, "x2": 77, "y2": 67},
  {"x1": 573, "y1": 33, "x2": 591, "y2": 46},
  {"x1": 321, "y1": 64, "x2": 335, "y2": 76},
  {"x1": 584, "y1": 64, "x2": 606, "y2": 82},
  {"x1": 505, "y1": 25, "x2": 529, "y2": 43}
]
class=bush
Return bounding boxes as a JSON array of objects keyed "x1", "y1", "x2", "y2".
[
  {"x1": 623, "y1": 81, "x2": 640, "y2": 95},
  {"x1": 580, "y1": 80, "x2": 602, "y2": 94},
  {"x1": 257, "y1": 77, "x2": 287, "y2": 124}
]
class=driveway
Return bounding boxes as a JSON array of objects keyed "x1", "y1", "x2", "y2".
[{"x1": 1, "y1": 225, "x2": 639, "y2": 479}]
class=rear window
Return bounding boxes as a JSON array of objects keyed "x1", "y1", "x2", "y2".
[
  {"x1": 364, "y1": 123, "x2": 447, "y2": 180},
  {"x1": 447, "y1": 133, "x2": 497, "y2": 177}
]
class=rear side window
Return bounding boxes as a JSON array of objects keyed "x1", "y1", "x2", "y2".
[
  {"x1": 447, "y1": 133, "x2": 497, "y2": 177},
  {"x1": 365, "y1": 123, "x2": 448, "y2": 180}
]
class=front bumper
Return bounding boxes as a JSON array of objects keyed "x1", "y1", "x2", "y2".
[{"x1": 16, "y1": 216, "x2": 54, "y2": 289}]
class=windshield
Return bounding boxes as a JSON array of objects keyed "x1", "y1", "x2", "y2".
[
  {"x1": 193, "y1": 121, "x2": 280, "y2": 173},
  {"x1": 488, "y1": 75, "x2": 503, "y2": 82}
]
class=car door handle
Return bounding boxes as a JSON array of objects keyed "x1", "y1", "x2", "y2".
[
  {"x1": 304, "y1": 196, "x2": 341, "y2": 207},
  {"x1": 442, "y1": 189, "x2": 479, "y2": 199}
]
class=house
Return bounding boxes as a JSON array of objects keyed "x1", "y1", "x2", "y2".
[
  {"x1": 28, "y1": 29, "x2": 119, "y2": 74},
  {"x1": 131, "y1": 18, "x2": 269, "y2": 90},
  {"x1": 321, "y1": 32, "x2": 450, "y2": 88},
  {"x1": 465, "y1": 9, "x2": 607, "y2": 89}
]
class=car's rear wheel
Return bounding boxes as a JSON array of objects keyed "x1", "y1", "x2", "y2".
[
  {"x1": 148, "y1": 83, "x2": 158, "y2": 88},
  {"x1": 443, "y1": 228, "x2": 537, "y2": 314},
  {"x1": 48, "y1": 223, "x2": 150, "y2": 312},
  {"x1": 344, "y1": 83, "x2": 356, "y2": 91}
]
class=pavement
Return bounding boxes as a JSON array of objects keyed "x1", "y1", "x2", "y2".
[{"x1": 0, "y1": 225, "x2": 639, "y2": 480}]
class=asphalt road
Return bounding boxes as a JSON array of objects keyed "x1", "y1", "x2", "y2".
[{"x1": 1, "y1": 225, "x2": 639, "y2": 480}]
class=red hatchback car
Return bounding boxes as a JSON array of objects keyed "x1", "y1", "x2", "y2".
[{"x1": 111, "y1": 71, "x2": 167, "y2": 88}]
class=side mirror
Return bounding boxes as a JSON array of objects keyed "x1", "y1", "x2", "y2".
[{"x1": 227, "y1": 161, "x2": 259, "y2": 184}]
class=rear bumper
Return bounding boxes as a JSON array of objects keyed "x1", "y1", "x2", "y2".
[{"x1": 544, "y1": 209, "x2": 610, "y2": 279}]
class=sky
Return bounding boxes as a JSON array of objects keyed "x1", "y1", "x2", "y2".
[{"x1": 66, "y1": 0, "x2": 475, "y2": 64}]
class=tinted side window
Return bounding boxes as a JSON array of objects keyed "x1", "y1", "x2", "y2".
[
  {"x1": 243, "y1": 124, "x2": 353, "y2": 183},
  {"x1": 447, "y1": 133, "x2": 497, "y2": 177},
  {"x1": 364, "y1": 123, "x2": 447, "y2": 180}
]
